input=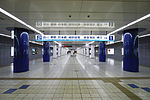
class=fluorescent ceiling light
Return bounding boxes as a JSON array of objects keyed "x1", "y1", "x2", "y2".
[
  {"x1": 29, "y1": 41, "x2": 43, "y2": 45},
  {"x1": 109, "y1": 14, "x2": 150, "y2": 35},
  {"x1": 106, "y1": 40, "x2": 122, "y2": 45},
  {"x1": 86, "y1": 41, "x2": 95, "y2": 45},
  {"x1": 107, "y1": 33, "x2": 150, "y2": 45},
  {"x1": 54, "y1": 41, "x2": 61, "y2": 45},
  {"x1": 139, "y1": 34, "x2": 150, "y2": 38},
  {"x1": 0, "y1": 32, "x2": 43, "y2": 45},
  {"x1": 0, "y1": 33, "x2": 11, "y2": 38},
  {"x1": 0, "y1": 8, "x2": 43, "y2": 35}
]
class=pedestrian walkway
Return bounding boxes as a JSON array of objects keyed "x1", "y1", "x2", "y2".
[{"x1": 0, "y1": 54, "x2": 150, "y2": 78}]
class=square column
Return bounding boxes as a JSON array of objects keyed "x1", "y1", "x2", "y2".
[
  {"x1": 86, "y1": 44, "x2": 89, "y2": 57},
  {"x1": 53, "y1": 45, "x2": 57, "y2": 58},
  {"x1": 58, "y1": 47, "x2": 61, "y2": 57},
  {"x1": 90, "y1": 45, "x2": 95, "y2": 58},
  {"x1": 83, "y1": 48, "x2": 86, "y2": 56}
]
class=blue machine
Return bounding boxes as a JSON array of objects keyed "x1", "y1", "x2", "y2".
[
  {"x1": 99, "y1": 42, "x2": 106, "y2": 62},
  {"x1": 14, "y1": 28, "x2": 29, "y2": 73},
  {"x1": 123, "y1": 30, "x2": 139, "y2": 72},
  {"x1": 43, "y1": 41, "x2": 50, "y2": 62}
]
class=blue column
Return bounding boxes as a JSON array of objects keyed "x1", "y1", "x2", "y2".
[
  {"x1": 13, "y1": 28, "x2": 29, "y2": 73},
  {"x1": 43, "y1": 41, "x2": 50, "y2": 62},
  {"x1": 99, "y1": 42, "x2": 106, "y2": 62},
  {"x1": 123, "y1": 29, "x2": 139, "y2": 72}
]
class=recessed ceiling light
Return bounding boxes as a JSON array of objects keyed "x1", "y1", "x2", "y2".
[
  {"x1": 69, "y1": 15, "x2": 71, "y2": 18},
  {"x1": 87, "y1": 15, "x2": 90, "y2": 18}
]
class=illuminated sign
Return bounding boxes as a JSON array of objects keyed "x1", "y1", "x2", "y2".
[{"x1": 35, "y1": 35, "x2": 115, "y2": 41}]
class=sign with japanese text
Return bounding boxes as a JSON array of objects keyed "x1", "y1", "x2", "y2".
[{"x1": 35, "y1": 35, "x2": 115, "y2": 41}]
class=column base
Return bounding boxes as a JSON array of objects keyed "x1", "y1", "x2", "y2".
[
  {"x1": 123, "y1": 57, "x2": 139, "y2": 72},
  {"x1": 13, "y1": 57, "x2": 29, "y2": 73}
]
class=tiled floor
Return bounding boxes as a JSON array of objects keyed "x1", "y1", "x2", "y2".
[
  {"x1": 120, "y1": 79, "x2": 150, "y2": 100},
  {"x1": 0, "y1": 79, "x2": 130, "y2": 100},
  {"x1": 0, "y1": 54, "x2": 150, "y2": 100},
  {"x1": 0, "y1": 78, "x2": 150, "y2": 100},
  {"x1": 0, "y1": 54, "x2": 150, "y2": 78}
]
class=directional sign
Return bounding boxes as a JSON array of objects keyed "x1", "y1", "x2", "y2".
[{"x1": 35, "y1": 35, "x2": 115, "y2": 42}]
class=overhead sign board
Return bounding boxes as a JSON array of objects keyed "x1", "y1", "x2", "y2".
[
  {"x1": 35, "y1": 35, "x2": 115, "y2": 41},
  {"x1": 36, "y1": 22, "x2": 115, "y2": 28}
]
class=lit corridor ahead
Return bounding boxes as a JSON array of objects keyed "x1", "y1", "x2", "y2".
[
  {"x1": 0, "y1": 54, "x2": 150, "y2": 78},
  {"x1": 0, "y1": 55, "x2": 150, "y2": 100}
]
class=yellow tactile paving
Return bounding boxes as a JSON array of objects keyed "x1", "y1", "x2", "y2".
[
  {"x1": 0, "y1": 55, "x2": 150, "y2": 100},
  {"x1": 0, "y1": 78, "x2": 145, "y2": 100}
]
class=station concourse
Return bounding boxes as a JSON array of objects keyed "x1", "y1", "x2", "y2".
[{"x1": 0, "y1": 0, "x2": 150, "y2": 100}]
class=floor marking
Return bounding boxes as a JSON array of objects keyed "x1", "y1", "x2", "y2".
[
  {"x1": 19, "y1": 85, "x2": 30, "y2": 89},
  {"x1": 102, "y1": 79, "x2": 142, "y2": 100},
  {"x1": 112, "y1": 83, "x2": 142, "y2": 100},
  {"x1": 128, "y1": 84, "x2": 139, "y2": 88},
  {"x1": 141, "y1": 88, "x2": 150, "y2": 92},
  {"x1": 3, "y1": 89, "x2": 17, "y2": 94},
  {"x1": 0, "y1": 77, "x2": 149, "y2": 100},
  {"x1": 3, "y1": 85, "x2": 30, "y2": 94}
]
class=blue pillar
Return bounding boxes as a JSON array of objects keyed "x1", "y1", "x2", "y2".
[
  {"x1": 43, "y1": 41, "x2": 50, "y2": 62},
  {"x1": 14, "y1": 28, "x2": 29, "y2": 73},
  {"x1": 123, "y1": 29, "x2": 139, "y2": 72},
  {"x1": 99, "y1": 42, "x2": 106, "y2": 62}
]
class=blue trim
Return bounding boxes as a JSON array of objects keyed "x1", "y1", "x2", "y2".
[
  {"x1": 128, "y1": 84, "x2": 139, "y2": 88},
  {"x1": 19, "y1": 85, "x2": 30, "y2": 89},
  {"x1": 3, "y1": 89, "x2": 17, "y2": 94}
]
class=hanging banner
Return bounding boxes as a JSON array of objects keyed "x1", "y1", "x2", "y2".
[{"x1": 35, "y1": 35, "x2": 115, "y2": 41}]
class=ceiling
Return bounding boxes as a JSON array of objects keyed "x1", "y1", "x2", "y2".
[{"x1": 0, "y1": 0, "x2": 150, "y2": 45}]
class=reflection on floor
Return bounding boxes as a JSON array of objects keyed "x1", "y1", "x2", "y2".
[
  {"x1": 0, "y1": 54, "x2": 150, "y2": 78},
  {"x1": 0, "y1": 54, "x2": 150, "y2": 100}
]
